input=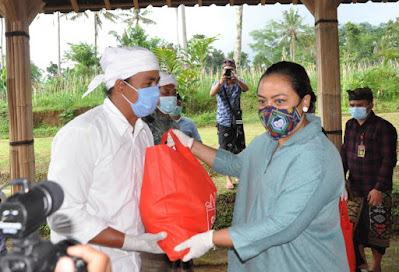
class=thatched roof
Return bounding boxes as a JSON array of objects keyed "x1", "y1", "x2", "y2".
[{"x1": 42, "y1": 0, "x2": 399, "y2": 13}]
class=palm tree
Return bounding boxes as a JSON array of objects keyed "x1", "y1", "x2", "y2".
[
  {"x1": 234, "y1": 6, "x2": 243, "y2": 69},
  {"x1": 65, "y1": 9, "x2": 118, "y2": 59},
  {"x1": 57, "y1": 12, "x2": 61, "y2": 75},
  {"x1": 273, "y1": 8, "x2": 310, "y2": 61},
  {"x1": 120, "y1": 8, "x2": 156, "y2": 27}
]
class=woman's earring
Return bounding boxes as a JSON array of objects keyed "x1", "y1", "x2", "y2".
[{"x1": 303, "y1": 106, "x2": 309, "y2": 113}]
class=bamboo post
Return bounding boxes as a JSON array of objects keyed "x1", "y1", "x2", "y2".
[
  {"x1": 0, "y1": 0, "x2": 41, "y2": 193},
  {"x1": 303, "y1": 0, "x2": 343, "y2": 150}
]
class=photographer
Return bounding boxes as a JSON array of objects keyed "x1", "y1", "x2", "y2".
[{"x1": 210, "y1": 58, "x2": 248, "y2": 190}]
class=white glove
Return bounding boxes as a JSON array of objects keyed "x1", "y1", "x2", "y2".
[
  {"x1": 122, "y1": 232, "x2": 167, "y2": 254},
  {"x1": 340, "y1": 187, "x2": 348, "y2": 201},
  {"x1": 167, "y1": 129, "x2": 194, "y2": 149},
  {"x1": 174, "y1": 230, "x2": 215, "y2": 262}
]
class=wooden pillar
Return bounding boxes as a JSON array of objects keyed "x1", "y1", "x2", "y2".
[
  {"x1": 0, "y1": 0, "x2": 43, "y2": 192},
  {"x1": 302, "y1": 0, "x2": 342, "y2": 150}
]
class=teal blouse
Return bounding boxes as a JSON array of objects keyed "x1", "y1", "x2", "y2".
[{"x1": 213, "y1": 115, "x2": 349, "y2": 271}]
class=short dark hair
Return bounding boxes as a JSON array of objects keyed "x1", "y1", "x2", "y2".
[
  {"x1": 258, "y1": 61, "x2": 315, "y2": 101},
  {"x1": 104, "y1": 76, "x2": 133, "y2": 98},
  {"x1": 176, "y1": 93, "x2": 182, "y2": 101},
  {"x1": 347, "y1": 87, "x2": 373, "y2": 103},
  {"x1": 222, "y1": 58, "x2": 236, "y2": 68}
]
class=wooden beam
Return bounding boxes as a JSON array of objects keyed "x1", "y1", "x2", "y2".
[
  {"x1": 230, "y1": 0, "x2": 234, "y2": 6},
  {"x1": 301, "y1": 0, "x2": 315, "y2": 16},
  {"x1": 133, "y1": 0, "x2": 139, "y2": 10},
  {"x1": 0, "y1": 0, "x2": 17, "y2": 21},
  {"x1": 2, "y1": 0, "x2": 36, "y2": 190},
  {"x1": 292, "y1": 0, "x2": 298, "y2": 4},
  {"x1": 27, "y1": 0, "x2": 45, "y2": 24},
  {"x1": 198, "y1": 0, "x2": 202, "y2": 7},
  {"x1": 104, "y1": 0, "x2": 112, "y2": 9},
  {"x1": 313, "y1": 0, "x2": 342, "y2": 149},
  {"x1": 261, "y1": 0, "x2": 266, "y2": 6},
  {"x1": 167, "y1": 0, "x2": 172, "y2": 7},
  {"x1": 69, "y1": 0, "x2": 79, "y2": 12}
]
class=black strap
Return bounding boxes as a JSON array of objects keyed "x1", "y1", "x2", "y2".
[
  {"x1": 9, "y1": 139, "x2": 34, "y2": 146},
  {"x1": 222, "y1": 85, "x2": 234, "y2": 114},
  {"x1": 324, "y1": 130, "x2": 342, "y2": 135},
  {"x1": 5, "y1": 31, "x2": 30, "y2": 39},
  {"x1": 315, "y1": 19, "x2": 338, "y2": 26}
]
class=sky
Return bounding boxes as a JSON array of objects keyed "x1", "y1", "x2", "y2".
[{"x1": 28, "y1": 1, "x2": 399, "y2": 71}]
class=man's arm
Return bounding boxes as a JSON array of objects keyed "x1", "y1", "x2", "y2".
[
  {"x1": 369, "y1": 121, "x2": 398, "y2": 206},
  {"x1": 232, "y1": 75, "x2": 249, "y2": 92},
  {"x1": 210, "y1": 80, "x2": 222, "y2": 96}
]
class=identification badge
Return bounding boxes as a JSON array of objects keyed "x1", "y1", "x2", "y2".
[{"x1": 357, "y1": 145, "x2": 366, "y2": 157}]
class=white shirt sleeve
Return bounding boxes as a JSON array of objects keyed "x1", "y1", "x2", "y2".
[{"x1": 47, "y1": 125, "x2": 108, "y2": 244}]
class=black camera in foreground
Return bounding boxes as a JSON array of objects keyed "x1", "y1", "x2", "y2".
[{"x1": 0, "y1": 179, "x2": 87, "y2": 272}]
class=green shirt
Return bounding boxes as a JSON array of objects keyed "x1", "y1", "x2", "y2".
[{"x1": 213, "y1": 115, "x2": 348, "y2": 271}]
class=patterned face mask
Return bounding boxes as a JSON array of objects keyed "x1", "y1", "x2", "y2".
[{"x1": 258, "y1": 105, "x2": 302, "y2": 140}]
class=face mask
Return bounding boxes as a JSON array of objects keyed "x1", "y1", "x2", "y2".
[
  {"x1": 258, "y1": 105, "x2": 302, "y2": 140},
  {"x1": 349, "y1": 107, "x2": 368, "y2": 120},
  {"x1": 170, "y1": 106, "x2": 182, "y2": 117},
  {"x1": 307, "y1": 113, "x2": 316, "y2": 116},
  {"x1": 121, "y1": 81, "x2": 160, "y2": 117},
  {"x1": 158, "y1": 96, "x2": 177, "y2": 114}
]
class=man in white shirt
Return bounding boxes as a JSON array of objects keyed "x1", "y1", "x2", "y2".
[{"x1": 47, "y1": 47, "x2": 167, "y2": 272}]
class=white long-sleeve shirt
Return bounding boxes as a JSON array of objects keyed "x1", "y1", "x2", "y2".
[{"x1": 47, "y1": 98, "x2": 154, "y2": 271}]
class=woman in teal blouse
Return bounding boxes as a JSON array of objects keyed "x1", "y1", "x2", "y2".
[{"x1": 170, "y1": 61, "x2": 349, "y2": 271}]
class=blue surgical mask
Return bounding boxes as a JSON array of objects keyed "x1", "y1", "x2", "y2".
[
  {"x1": 121, "y1": 81, "x2": 160, "y2": 117},
  {"x1": 349, "y1": 107, "x2": 368, "y2": 120},
  {"x1": 158, "y1": 96, "x2": 177, "y2": 114},
  {"x1": 170, "y1": 106, "x2": 182, "y2": 117}
]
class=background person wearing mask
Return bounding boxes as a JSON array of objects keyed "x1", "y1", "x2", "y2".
[
  {"x1": 210, "y1": 58, "x2": 248, "y2": 190},
  {"x1": 142, "y1": 72, "x2": 193, "y2": 272},
  {"x1": 341, "y1": 88, "x2": 397, "y2": 272},
  {"x1": 143, "y1": 71, "x2": 179, "y2": 145},
  {"x1": 168, "y1": 61, "x2": 348, "y2": 271},
  {"x1": 170, "y1": 93, "x2": 202, "y2": 143},
  {"x1": 47, "y1": 47, "x2": 167, "y2": 272}
]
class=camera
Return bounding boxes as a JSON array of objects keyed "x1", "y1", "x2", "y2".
[
  {"x1": 0, "y1": 179, "x2": 87, "y2": 272},
  {"x1": 224, "y1": 68, "x2": 232, "y2": 78}
]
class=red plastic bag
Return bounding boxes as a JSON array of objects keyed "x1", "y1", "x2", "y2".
[
  {"x1": 339, "y1": 199, "x2": 356, "y2": 272},
  {"x1": 140, "y1": 129, "x2": 217, "y2": 261}
]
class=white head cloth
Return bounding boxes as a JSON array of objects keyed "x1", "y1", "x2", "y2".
[
  {"x1": 82, "y1": 46, "x2": 159, "y2": 98},
  {"x1": 159, "y1": 72, "x2": 178, "y2": 87}
]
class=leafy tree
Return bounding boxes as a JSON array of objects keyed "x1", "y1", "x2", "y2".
[
  {"x1": 205, "y1": 49, "x2": 225, "y2": 73},
  {"x1": 65, "y1": 9, "x2": 118, "y2": 58},
  {"x1": 46, "y1": 62, "x2": 59, "y2": 75},
  {"x1": 228, "y1": 51, "x2": 250, "y2": 70},
  {"x1": 64, "y1": 42, "x2": 99, "y2": 75},
  {"x1": 152, "y1": 46, "x2": 181, "y2": 74},
  {"x1": 31, "y1": 62, "x2": 43, "y2": 84},
  {"x1": 109, "y1": 25, "x2": 169, "y2": 50},
  {"x1": 375, "y1": 19, "x2": 399, "y2": 63},
  {"x1": 120, "y1": 8, "x2": 156, "y2": 27},
  {"x1": 184, "y1": 34, "x2": 218, "y2": 71},
  {"x1": 273, "y1": 8, "x2": 312, "y2": 61},
  {"x1": 250, "y1": 8, "x2": 313, "y2": 64}
]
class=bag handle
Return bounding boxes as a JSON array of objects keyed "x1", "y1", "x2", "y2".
[
  {"x1": 161, "y1": 129, "x2": 185, "y2": 150},
  {"x1": 339, "y1": 199, "x2": 350, "y2": 219}
]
